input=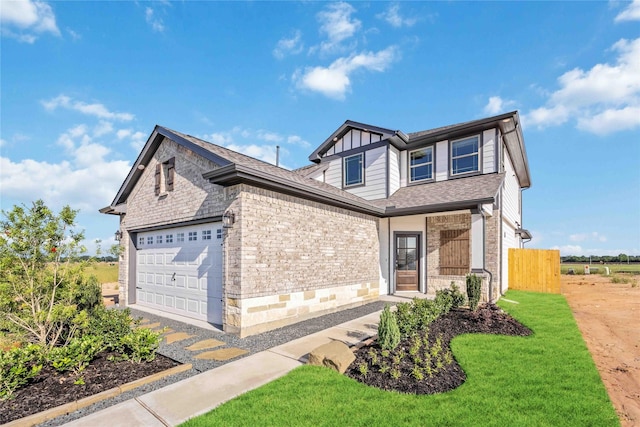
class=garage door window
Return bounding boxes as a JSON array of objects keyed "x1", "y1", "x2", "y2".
[
  {"x1": 177, "y1": 233, "x2": 184, "y2": 242},
  {"x1": 139, "y1": 237, "x2": 144, "y2": 245},
  {"x1": 166, "y1": 234, "x2": 173, "y2": 243},
  {"x1": 157, "y1": 235, "x2": 163, "y2": 244},
  {"x1": 202, "y1": 230, "x2": 212, "y2": 240},
  {"x1": 147, "y1": 236, "x2": 153, "y2": 245},
  {"x1": 188, "y1": 231, "x2": 197, "y2": 241}
]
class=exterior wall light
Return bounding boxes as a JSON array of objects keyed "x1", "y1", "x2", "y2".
[
  {"x1": 222, "y1": 211, "x2": 235, "y2": 228},
  {"x1": 114, "y1": 230, "x2": 123, "y2": 241}
]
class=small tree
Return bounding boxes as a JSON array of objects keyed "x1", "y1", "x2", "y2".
[
  {"x1": 378, "y1": 305, "x2": 400, "y2": 351},
  {"x1": 0, "y1": 200, "x2": 101, "y2": 349},
  {"x1": 466, "y1": 274, "x2": 482, "y2": 311}
]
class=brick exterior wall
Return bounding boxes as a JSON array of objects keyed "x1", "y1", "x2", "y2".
[
  {"x1": 116, "y1": 137, "x2": 381, "y2": 336},
  {"x1": 425, "y1": 211, "x2": 501, "y2": 302},
  {"x1": 223, "y1": 185, "x2": 380, "y2": 335}
]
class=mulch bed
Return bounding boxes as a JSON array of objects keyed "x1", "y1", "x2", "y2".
[
  {"x1": 346, "y1": 304, "x2": 532, "y2": 395},
  {"x1": 0, "y1": 352, "x2": 180, "y2": 424}
]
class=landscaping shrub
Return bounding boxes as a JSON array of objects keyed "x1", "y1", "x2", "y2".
[
  {"x1": 412, "y1": 298, "x2": 442, "y2": 330},
  {"x1": 395, "y1": 302, "x2": 418, "y2": 338},
  {"x1": 0, "y1": 344, "x2": 44, "y2": 400},
  {"x1": 440, "y1": 283, "x2": 466, "y2": 308},
  {"x1": 87, "y1": 307, "x2": 138, "y2": 353},
  {"x1": 378, "y1": 305, "x2": 401, "y2": 351},
  {"x1": 0, "y1": 200, "x2": 103, "y2": 349},
  {"x1": 119, "y1": 328, "x2": 161, "y2": 363},
  {"x1": 466, "y1": 274, "x2": 482, "y2": 311},
  {"x1": 47, "y1": 335, "x2": 104, "y2": 375}
]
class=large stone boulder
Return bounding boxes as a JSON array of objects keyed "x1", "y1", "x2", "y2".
[{"x1": 307, "y1": 340, "x2": 355, "y2": 374}]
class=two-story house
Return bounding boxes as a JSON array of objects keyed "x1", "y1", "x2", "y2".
[{"x1": 101, "y1": 111, "x2": 531, "y2": 337}]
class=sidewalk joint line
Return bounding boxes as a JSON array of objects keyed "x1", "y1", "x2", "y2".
[{"x1": 135, "y1": 396, "x2": 171, "y2": 427}]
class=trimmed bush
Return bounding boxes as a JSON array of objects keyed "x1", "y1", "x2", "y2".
[
  {"x1": 436, "y1": 283, "x2": 466, "y2": 310},
  {"x1": 119, "y1": 328, "x2": 161, "y2": 363},
  {"x1": 395, "y1": 302, "x2": 417, "y2": 338},
  {"x1": 466, "y1": 274, "x2": 482, "y2": 311},
  {"x1": 87, "y1": 307, "x2": 137, "y2": 353},
  {"x1": 47, "y1": 335, "x2": 104, "y2": 374},
  {"x1": 0, "y1": 344, "x2": 44, "y2": 400},
  {"x1": 378, "y1": 305, "x2": 401, "y2": 351}
]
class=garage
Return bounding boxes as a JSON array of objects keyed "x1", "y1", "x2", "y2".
[{"x1": 135, "y1": 223, "x2": 223, "y2": 324}]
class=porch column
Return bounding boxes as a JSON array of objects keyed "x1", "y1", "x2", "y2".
[{"x1": 471, "y1": 213, "x2": 484, "y2": 270}]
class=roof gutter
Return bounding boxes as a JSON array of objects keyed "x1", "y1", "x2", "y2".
[{"x1": 384, "y1": 197, "x2": 495, "y2": 217}]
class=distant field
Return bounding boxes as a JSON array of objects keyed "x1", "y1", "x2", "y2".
[
  {"x1": 85, "y1": 262, "x2": 118, "y2": 283},
  {"x1": 561, "y1": 263, "x2": 640, "y2": 275}
]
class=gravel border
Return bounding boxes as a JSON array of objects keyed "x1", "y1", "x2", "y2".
[{"x1": 39, "y1": 300, "x2": 388, "y2": 426}]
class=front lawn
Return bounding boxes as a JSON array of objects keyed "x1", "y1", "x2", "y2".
[{"x1": 181, "y1": 291, "x2": 619, "y2": 427}]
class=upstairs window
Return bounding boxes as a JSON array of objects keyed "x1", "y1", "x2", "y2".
[
  {"x1": 409, "y1": 147, "x2": 433, "y2": 182},
  {"x1": 451, "y1": 136, "x2": 479, "y2": 176},
  {"x1": 155, "y1": 157, "x2": 175, "y2": 196},
  {"x1": 343, "y1": 153, "x2": 364, "y2": 187}
]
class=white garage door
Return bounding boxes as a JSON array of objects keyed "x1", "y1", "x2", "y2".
[{"x1": 136, "y1": 223, "x2": 223, "y2": 324}]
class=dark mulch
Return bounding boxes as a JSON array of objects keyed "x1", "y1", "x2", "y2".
[
  {"x1": 0, "y1": 352, "x2": 180, "y2": 424},
  {"x1": 346, "y1": 304, "x2": 532, "y2": 395}
]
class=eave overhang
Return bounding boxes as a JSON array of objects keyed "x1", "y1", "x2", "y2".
[
  {"x1": 498, "y1": 112, "x2": 531, "y2": 189},
  {"x1": 384, "y1": 197, "x2": 495, "y2": 217}
]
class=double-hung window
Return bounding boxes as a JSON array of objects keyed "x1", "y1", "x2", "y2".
[
  {"x1": 343, "y1": 153, "x2": 364, "y2": 187},
  {"x1": 409, "y1": 147, "x2": 433, "y2": 183},
  {"x1": 451, "y1": 136, "x2": 479, "y2": 176}
]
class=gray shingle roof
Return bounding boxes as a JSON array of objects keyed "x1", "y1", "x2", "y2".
[
  {"x1": 163, "y1": 127, "x2": 383, "y2": 213},
  {"x1": 370, "y1": 173, "x2": 505, "y2": 214}
]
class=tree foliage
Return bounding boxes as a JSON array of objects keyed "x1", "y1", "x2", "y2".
[{"x1": 0, "y1": 200, "x2": 101, "y2": 349}]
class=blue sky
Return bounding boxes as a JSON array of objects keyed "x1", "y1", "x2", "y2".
[{"x1": 1, "y1": 0, "x2": 639, "y2": 256}]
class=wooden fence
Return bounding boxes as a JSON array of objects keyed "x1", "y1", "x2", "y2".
[{"x1": 508, "y1": 248, "x2": 561, "y2": 294}]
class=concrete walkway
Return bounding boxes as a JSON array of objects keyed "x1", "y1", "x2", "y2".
[{"x1": 63, "y1": 310, "x2": 383, "y2": 426}]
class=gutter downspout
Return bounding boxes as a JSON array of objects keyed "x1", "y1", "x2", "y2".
[
  {"x1": 388, "y1": 217, "x2": 392, "y2": 295},
  {"x1": 478, "y1": 203, "x2": 494, "y2": 304}
]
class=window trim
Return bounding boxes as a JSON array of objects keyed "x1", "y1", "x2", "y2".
[
  {"x1": 449, "y1": 135, "x2": 481, "y2": 177},
  {"x1": 342, "y1": 152, "x2": 365, "y2": 188},
  {"x1": 408, "y1": 146, "x2": 435, "y2": 184}
]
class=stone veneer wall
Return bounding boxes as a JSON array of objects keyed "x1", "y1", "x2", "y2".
[
  {"x1": 116, "y1": 137, "x2": 234, "y2": 306},
  {"x1": 224, "y1": 185, "x2": 380, "y2": 336},
  {"x1": 426, "y1": 211, "x2": 501, "y2": 302}
]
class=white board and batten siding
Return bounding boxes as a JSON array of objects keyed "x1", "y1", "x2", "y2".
[
  {"x1": 322, "y1": 129, "x2": 384, "y2": 157},
  {"x1": 323, "y1": 145, "x2": 388, "y2": 200},
  {"x1": 435, "y1": 140, "x2": 448, "y2": 181},
  {"x1": 388, "y1": 146, "x2": 400, "y2": 196},
  {"x1": 501, "y1": 220, "x2": 518, "y2": 292},
  {"x1": 136, "y1": 223, "x2": 223, "y2": 324},
  {"x1": 482, "y1": 129, "x2": 496, "y2": 174},
  {"x1": 502, "y1": 151, "x2": 521, "y2": 226}
]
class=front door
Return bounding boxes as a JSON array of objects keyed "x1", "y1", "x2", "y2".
[{"x1": 395, "y1": 234, "x2": 420, "y2": 291}]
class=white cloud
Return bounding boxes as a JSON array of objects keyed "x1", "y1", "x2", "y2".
[
  {"x1": 0, "y1": 125, "x2": 131, "y2": 212},
  {"x1": 315, "y1": 2, "x2": 361, "y2": 54},
  {"x1": 225, "y1": 143, "x2": 279, "y2": 166},
  {"x1": 293, "y1": 46, "x2": 398, "y2": 100},
  {"x1": 483, "y1": 96, "x2": 516, "y2": 115},
  {"x1": 524, "y1": 37, "x2": 640, "y2": 134},
  {"x1": 145, "y1": 7, "x2": 164, "y2": 32},
  {"x1": 551, "y1": 244, "x2": 638, "y2": 257},
  {"x1": 0, "y1": 0, "x2": 60, "y2": 43},
  {"x1": 93, "y1": 121, "x2": 114, "y2": 137},
  {"x1": 42, "y1": 94, "x2": 135, "y2": 121},
  {"x1": 615, "y1": 0, "x2": 640, "y2": 22},
  {"x1": 287, "y1": 135, "x2": 311, "y2": 148},
  {"x1": 377, "y1": 3, "x2": 417, "y2": 28},
  {"x1": 273, "y1": 30, "x2": 304, "y2": 59},
  {"x1": 257, "y1": 130, "x2": 283, "y2": 143}
]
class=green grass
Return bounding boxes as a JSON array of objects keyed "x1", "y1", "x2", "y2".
[
  {"x1": 181, "y1": 291, "x2": 619, "y2": 427},
  {"x1": 84, "y1": 262, "x2": 118, "y2": 284},
  {"x1": 561, "y1": 263, "x2": 640, "y2": 275}
]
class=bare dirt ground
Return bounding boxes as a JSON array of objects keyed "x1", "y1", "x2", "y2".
[
  {"x1": 102, "y1": 282, "x2": 120, "y2": 307},
  {"x1": 562, "y1": 274, "x2": 640, "y2": 426}
]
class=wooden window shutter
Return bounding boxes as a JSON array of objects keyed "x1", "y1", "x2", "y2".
[
  {"x1": 155, "y1": 164, "x2": 161, "y2": 196},
  {"x1": 166, "y1": 157, "x2": 175, "y2": 192},
  {"x1": 440, "y1": 229, "x2": 470, "y2": 275}
]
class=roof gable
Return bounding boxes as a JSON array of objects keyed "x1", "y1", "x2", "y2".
[{"x1": 308, "y1": 120, "x2": 399, "y2": 163}]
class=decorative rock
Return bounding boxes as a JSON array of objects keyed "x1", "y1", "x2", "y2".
[{"x1": 307, "y1": 340, "x2": 355, "y2": 374}]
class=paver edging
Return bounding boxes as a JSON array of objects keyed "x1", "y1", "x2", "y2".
[{"x1": 3, "y1": 363, "x2": 192, "y2": 427}]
